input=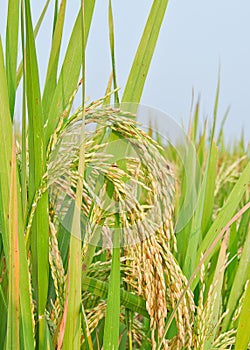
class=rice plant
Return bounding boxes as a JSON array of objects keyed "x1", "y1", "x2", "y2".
[{"x1": 0, "y1": 1, "x2": 249, "y2": 349}]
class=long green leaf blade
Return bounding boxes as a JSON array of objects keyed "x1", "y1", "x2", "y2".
[
  {"x1": 45, "y1": 0, "x2": 95, "y2": 146},
  {"x1": 61, "y1": 213, "x2": 82, "y2": 349},
  {"x1": 0, "y1": 38, "x2": 12, "y2": 266},
  {"x1": 61, "y1": 2, "x2": 87, "y2": 347},
  {"x1": 6, "y1": 135, "x2": 20, "y2": 350},
  {"x1": 24, "y1": 0, "x2": 49, "y2": 346},
  {"x1": 222, "y1": 217, "x2": 250, "y2": 330},
  {"x1": 201, "y1": 142, "x2": 218, "y2": 234},
  {"x1": 103, "y1": 225, "x2": 120, "y2": 349},
  {"x1": 17, "y1": 184, "x2": 35, "y2": 349},
  {"x1": 235, "y1": 280, "x2": 250, "y2": 350},
  {"x1": 5, "y1": 0, "x2": 20, "y2": 118},
  {"x1": 122, "y1": 0, "x2": 169, "y2": 103},
  {"x1": 193, "y1": 161, "x2": 250, "y2": 289},
  {"x1": 204, "y1": 232, "x2": 229, "y2": 350},
  {"x1": 16, "y1": 0, "x2": 52, "y2": 87},
  {"x1": 82, "y1": 277, "x2": 148, "y2": 317},
  {"x1": 183, "y1": 142, "x2": 218, "y2": 278},
  {"x1": 20, "y1": 0, "x2": 27, "y2": 214},
  {"x1": 42, "y1": 0, "x2": 67, "y2": 116},
  {"x1": 108, "y1": 0, "x2": 119, "y2": 105}
]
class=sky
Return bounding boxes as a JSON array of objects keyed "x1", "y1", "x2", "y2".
[{"x1": 1, "y1": 0, "x2": 250, "y2": 145}]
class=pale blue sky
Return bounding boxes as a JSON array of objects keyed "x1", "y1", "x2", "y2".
[{"x1": 1, "y1": 1, "x2": 250, "y2": 144}]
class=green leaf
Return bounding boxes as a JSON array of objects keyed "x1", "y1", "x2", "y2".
[
  {"x1": 81, "y1": 303, "x2": 94, "y2": 350},
  {"x1": 193, "y1": 161, "x2": 250, "y2": 289},
  {"x1": 6, "y1": 135, "x2": 20, "y2": 350},
  {"x1": 201, "y1": 142, "x2": 218, "y2": 235},
  {"x1": 45, "y1": 0, "x2": 96, "y2": 146},
  {"x1": 210, "y1": 71, "x2": 220, "y2": 143},
  {"x1": 0, "y1": 281, "x2": 8, "y2": 349},
  {"x1": 122, "y1": 0, "x2": 169, "y2": 103},
  {"x1": 184, "y1": 79, "x2": 219, "y2": 279},
  {"x1": 20, "y1": 0, "x2": 27, "y2": 214},
  {"x1": 0, "y1": 38, "x2": 12, "y2": 265},
  {"x1": 203, "y1": 232, "x2": 229, "y2": 350},
  {"x1": 53, "y1": 0, "x2": 59, "y2": 34},
  {"x1": 222, "y1": 214, "x2": 250, "y2": 330},
  {"x1": 61, "y1": 2, "x2": 86, "y2": 347},
  {"x1": 82, "y1": 277, "x2": 148, "y2": 318},
  {"x1": 103, "y1": 73, "x2": 113, "y2": 106},
  {"x1": 61, "y1": 222, "x2": 82, "y2": 349},
  {"x1": 24, "y1": 0, "x2": 49, "y2": 346},
  {"x1": 235, "y1": 281, "x2": 250, "y2": 350},
  {"x1": 188, "y1": 97, "x2": 200, "y2": 143},
  {"x1": 5, "y1": 0, "x2": 20, "y2": 118},
  {"x1": 16, "y1": 0, "x2": 52, "y2": 87},
  {"x1": 103, "y1": 221, "x2": 120, "y2": 350},
  {"x1": 17, "y1": 185, "x2": 35, "y2": 350},
  {"x1": 183, "y1": 142, "x2": 218, "y2": 278},
  {"x1": 108, "y1": 0, "x2": 119, "y2": 105},
  {"x1": 5, "y1": 135, "x2": 35, "y2": 350},
  {"x1": 42, "y1": 0, "x2": 67, "y2": 117},
  {"x1": 217, "y1": 106, "x2": 230, "y2": 147}
]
